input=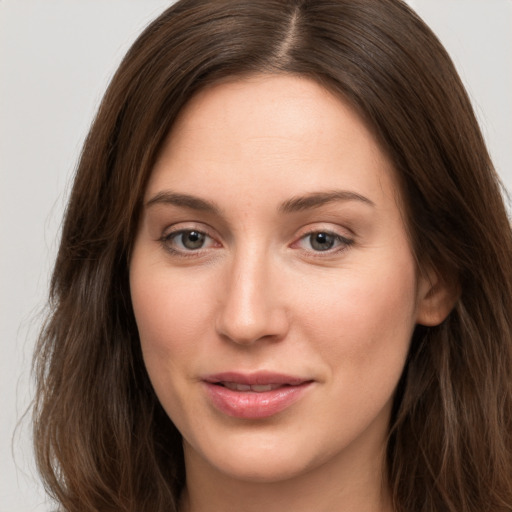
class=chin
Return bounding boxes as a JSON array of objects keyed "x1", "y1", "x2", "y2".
[
  {"x1": 184, "y1": 429, "x2": 332, "y2": 485},
  {"x1": 214, "y1": 454, "x2": 314, "y2": 484}
]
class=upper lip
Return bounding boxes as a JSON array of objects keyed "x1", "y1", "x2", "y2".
[{"x1": 203, "y1": 371, "x2": 310, "y2": 386}]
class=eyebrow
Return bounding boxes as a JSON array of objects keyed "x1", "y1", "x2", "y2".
[
  {"x1": 278, "y1": 190, "x2": 375, "y2": 213},
  {"x1": 145, "y1": 191, "x2": 221, "y2": 215},
  {"x1": 145, "y1": 189, "x2": 374, "y2": 215}
]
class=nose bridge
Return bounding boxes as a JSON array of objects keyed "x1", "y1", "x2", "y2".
[{"x1": 216, "y1": 243, "x2": 288, "y2": 345}]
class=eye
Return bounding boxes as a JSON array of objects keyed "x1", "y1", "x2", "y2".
[
  {"x1": 295, "y1": 231, "x2": 353, "y2": 253},
  {"x1": 162, "y1": 229, "x2": 218, "y2": 253},
  {"x1": 176, "y1": 230, "x2": 206, "y2": 250},
  {"x1": 308, "y1": 232, "x2": 337, "y2": 251}
]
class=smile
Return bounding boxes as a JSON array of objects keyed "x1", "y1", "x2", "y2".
[{"x1": 202, "y1": 372, "x2": 313, "y2": 419}]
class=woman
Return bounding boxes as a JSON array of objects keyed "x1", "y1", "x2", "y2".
[{"x1": 33, "y1": 0, "x2": 512, "y2": 511}]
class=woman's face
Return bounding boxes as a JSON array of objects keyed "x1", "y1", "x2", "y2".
[{"x1": 130, "y1": 74, "x2": 441, "y2": 483}]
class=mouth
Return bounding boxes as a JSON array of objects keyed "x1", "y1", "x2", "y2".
[
  {"x1": 202, "y1": 372, "x2": 313, "y2": 419},
  {"x1": 204, "y1": 371, "x2": 309, "y2": 387},
  {"x1": 215, "y1": 382, "x2": 288, "y2": 392}
]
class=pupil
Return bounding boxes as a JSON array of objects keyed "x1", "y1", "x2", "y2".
[
  {"x1": 182, "y1": 231, "x2": 204, "y2": 249},
  {"x1": 311, "y1": 232, "x2": 334, "y2": 251}
]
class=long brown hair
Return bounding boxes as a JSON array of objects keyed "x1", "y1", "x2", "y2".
[{"x1": 33, "y1": 1, "x2": 512, "y2": 510}]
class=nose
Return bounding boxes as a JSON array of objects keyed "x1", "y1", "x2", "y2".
[{"x1": 215, "y1": 250, "x2": 290, "y2": 346}]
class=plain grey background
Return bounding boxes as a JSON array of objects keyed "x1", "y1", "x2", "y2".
[{"x1": 1, "y1": 1, "x2": 511, "y2": 510}]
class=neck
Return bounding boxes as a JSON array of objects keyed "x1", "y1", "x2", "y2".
[{"x1": 180, "y1": 441, "x2": 393, "y2": 512}]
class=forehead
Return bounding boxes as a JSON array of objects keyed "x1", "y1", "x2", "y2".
[{"x1": 146, "y1": 74, "x2": 400, "y2": 213}]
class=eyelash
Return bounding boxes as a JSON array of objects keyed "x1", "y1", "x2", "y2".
[
  {"x1": 160, "y1": 228, "x2": 219, "y2": 258},
  {"x1": 293, "y1": 231, "x2": 354, "y2": 256},
  {"x1": 159, "y1": 227, "x2": 354, "y2": 258}
]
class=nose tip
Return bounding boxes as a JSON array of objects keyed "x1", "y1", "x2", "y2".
[
  {"x1": 215, "y1": 262, "x2": 289, "y2": 346},
  {"x1": 216, "y1": 298, "x2": 288, "y2": 345}
]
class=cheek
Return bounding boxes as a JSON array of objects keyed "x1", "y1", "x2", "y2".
[
  {"x1": 129, "y1": 259, "x2": 216, "y2": 383},
  {"x1": 296, "y1": 254, "x2": 418, "y2": 382},
  {"x1": 291, "y1": 258, "x2": 418, "y2": 443},
  {"x1": 130, "y1": 263, "x2": 219, "y2": 427}
]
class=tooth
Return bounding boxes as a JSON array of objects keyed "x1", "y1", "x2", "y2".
[
  {"x1": 222, "y1": 382, "x2": 282, "y2": 392},
  {"x1": 223, "y1": 382, "x2": 250, "y2": 391},
  {"x1": 251, "y1": 384, "x2": 273, "y2": 392}
]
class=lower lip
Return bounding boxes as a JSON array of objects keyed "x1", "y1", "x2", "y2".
[{"x1": 203, "y1": 382, "x2": 312, "y2": 419}]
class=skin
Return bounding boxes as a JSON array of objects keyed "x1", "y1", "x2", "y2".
[{"x1": 130, "y1": 74, "x2": 452, "y2": 512}]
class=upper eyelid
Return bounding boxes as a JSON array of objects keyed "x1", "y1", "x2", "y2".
[
  {"x1": 163, "y1": 228, "x2": 208, "y2": 240},
  {"x1": 158, "y1": 222, "x2": 355, "y2": 245},
  {"x1": 292, "y1": 223, "x2": 355, "y2": 241},
  {"x1": 293, "y1": 231, "x2": 353, "y2": 248},
  {"x1": 162, "y1": 223, "x2": 217, "y2": 238},
  {"x1": 163, "y1": 228, "x2": 217, "y2": 244}
]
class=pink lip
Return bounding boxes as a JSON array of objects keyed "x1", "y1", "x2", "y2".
[{"x1": 203, "y1": 371, "x2": 313, "y2": 419}]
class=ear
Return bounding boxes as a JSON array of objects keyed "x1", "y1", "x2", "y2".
[{"x1": 415, "y1": 268, "x2": 459, "y2": 327}]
